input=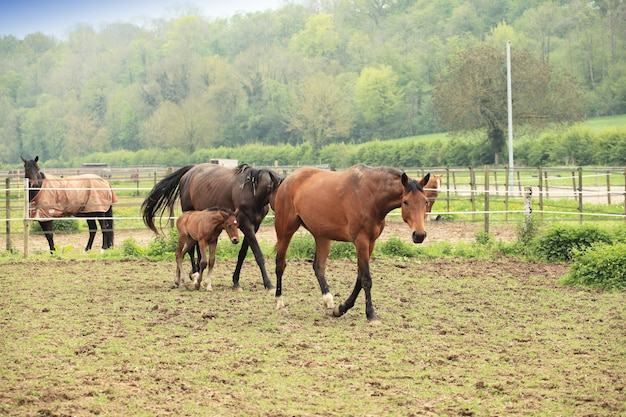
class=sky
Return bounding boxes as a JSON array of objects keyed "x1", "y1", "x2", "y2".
[{"x1": 0, "y1": 0, "x2": 286, "y2": 39}]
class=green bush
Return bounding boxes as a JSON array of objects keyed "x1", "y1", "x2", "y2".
[
  {"x1": 329, "y1": 242, "x2": 356, "y2": 259},
  {"x1": 378, "y1": 236, "x2": 421, "y2": 258},
  {"x1": 286, "y1": 234, "x2": 316, "y2": 258},
  {"x1": 533, "y1": 224, "x2": 613, "y2": 262},
  {"x1": 563, "y1": 243, "x2": 626, "y2": 290},
  {"x1": 121, "y1": 237, "x2": 143, "y2": 258},
  {"x1": 146, "y1": 228, "x2": 178, "y2": 257}
]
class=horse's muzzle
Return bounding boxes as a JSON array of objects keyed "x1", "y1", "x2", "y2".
[
  {"x1": 231, "y1": 238, "x2": 240, "y2": 244},
  {"x1": 412, "y1": 231, "x2": 427, "y2": 244}
]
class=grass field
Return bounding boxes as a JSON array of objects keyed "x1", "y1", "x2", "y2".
[{"x1": 1, "y1": 257, "x2": 624, "y2": 416}]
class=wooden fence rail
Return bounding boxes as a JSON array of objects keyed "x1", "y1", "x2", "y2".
[{"x1": 1, "y1": 166, "x2": 625, "y2": 255}]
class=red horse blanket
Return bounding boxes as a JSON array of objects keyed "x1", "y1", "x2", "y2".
[{"x1": 30, "y1": 174, "x2": 118, "y2": 219}]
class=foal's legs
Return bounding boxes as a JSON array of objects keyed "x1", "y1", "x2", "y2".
[
  {"x1": 175, "y1": 235, "x2": 194, "y2": 288},
  {"x1": 199, "y1": 241, "x2": 218, "y2": 292}
]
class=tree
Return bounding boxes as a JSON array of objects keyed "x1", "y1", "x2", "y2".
[
  {"x1": 433, "y1": 44, "x2": 585, "y2": 163},
  {"x1": 354, "y1": 65, "x2": 403, "y2": 139},
  {"x1": 284, "y1": 73, "x2": 352, "y2": 149}
]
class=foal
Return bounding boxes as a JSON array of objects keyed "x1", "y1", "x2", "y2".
[{"x1": 175, "y1": 208, "x2": 240, "y2": 291}]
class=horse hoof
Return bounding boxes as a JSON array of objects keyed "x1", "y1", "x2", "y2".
[
  {"x1": 267, "y1": 287, "x2": 276, "y2": 296},
  {"x1": 368, "y1": 318, "x2": 383, "y2": 326},
  {"x1": 232, "y1": 286, "x2": 243, "y2": 292},
  {"x1": 332, "y1": 305, "x2": 343, "y2": 317}
]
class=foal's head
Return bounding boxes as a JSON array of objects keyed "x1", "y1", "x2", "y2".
[
  {"x1": 400, "y1": 172, "x2": 430, "y2": 244},
  {"x1": 219, "y1": 208, "x2": 240, "y2": 244},
  {"x1": 21, "y1": 155, "x2": 43, "y2": 186}
]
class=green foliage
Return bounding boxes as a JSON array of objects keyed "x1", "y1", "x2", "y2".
[
  {"x1": 533, "y1": 224, "x2": 613, "y2": 262},
  {"x1": 378, "y1": 236, "x2": 422, "y2": 258},
  {"x1": 146, "y1": 229, "x2": 178, "y2": 258},
  {"x1": 329, "y1": 242, "x2": 356, "y2": 259},
  {"x1": 4, "y1": 0, "x2": 625, "y2": 165},
  {"x1": 474, "y1": 231, "x2": 495, "y2": 246},
  {"x1": 121, "y1": 237, "x2": 144, "y2": 258},
  {"x1": 286, "y1": 234, "x2": 316, "y2": 259},
  {"x1": 563, "y1": 243, "x2": 626, "y2": 291}
]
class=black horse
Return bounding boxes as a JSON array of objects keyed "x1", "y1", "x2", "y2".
[
  {"x1": 141, "y1": 163, "x2": 282, "y2": 291},
  {"x1": 22, "y1": 156, "x2": 116, "y2": 252}
]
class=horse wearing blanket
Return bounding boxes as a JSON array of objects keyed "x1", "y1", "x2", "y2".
[{"x1": 22, "y1": 156, "x2": 117, "y2": 251}]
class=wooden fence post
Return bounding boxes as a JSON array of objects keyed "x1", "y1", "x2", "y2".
[
  {"x1": 523, "y1": 186, "x2": 533, "y2": 234},
  {"x1": 484, "y1": 165, "x2": 490, "y2": 234},
  {"x1": 577, "y1": 167, "x2": 583, "y2": 224},
  {"x1": 468, "y1": 166, "x2": 476, "y2": 222},
  {"x1": 445, "y1": 167, "x2": 451, "y2": 216},
  {"x1": 504, "y1": 165, "x2": 509, "y2": 222},
  {"x1": 5, "y1": 178, "x2": 10, "y2": 251},
  {"x1": 606, "y1": 171, "x2": 611, "y2": 205},
  {"x1": 23, "y1": 178, "x2": 29, "y2": 258},
  {"x1": 538, "y1": 167, "x2": 544, "y2": 221}
]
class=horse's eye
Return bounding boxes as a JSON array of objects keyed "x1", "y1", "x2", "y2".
[{"x1": 403, "y1": 200, "x2": 408, "y2": 206}]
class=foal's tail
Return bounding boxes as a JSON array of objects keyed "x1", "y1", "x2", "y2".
[{"x1": 141, "y1": 165, "x2": 194, "y2": 233}]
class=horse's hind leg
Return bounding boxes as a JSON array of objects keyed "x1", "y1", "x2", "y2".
[
  {"x1": 85, "y1": 219, "x2": 97, "y2": 251},
  {"x1": 40, "y1": 221, "x2": 55, "y2": 252}
]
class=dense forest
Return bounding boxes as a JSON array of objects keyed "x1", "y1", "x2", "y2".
[{"x1": 1, "y1": 0, "x2": 625, "y2": 167}]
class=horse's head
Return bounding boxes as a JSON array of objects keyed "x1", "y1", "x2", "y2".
[
  {"x1": 400, "y1": 172, "x2": 430, "y2": 244},
  {"x1": 221, "y1": 208, "x2": 240, "y2": 244},
  {"x1": 240, "y1": 166, "x2": 283, "y2": 209},
  {"x1": 21, "y1": 155, "x2": 43, "y2": 187}
]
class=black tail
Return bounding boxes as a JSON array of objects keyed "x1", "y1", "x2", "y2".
[{"x1": 141, "y1": 165, "x2": 195, "y2": 233}]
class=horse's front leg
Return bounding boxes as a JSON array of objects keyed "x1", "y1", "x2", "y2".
[
  {"x1": 194, "y1": 241, "x2": 208, "y2": 291},
  {"x1": 232, "y1": 238, "x2": 249, "y2": 290},
  {"x1": 312, "y1": 237, "x2": 334, "y2": 309},
  {"x1": 236, "y1": 222, "x2": 275, "y2": 292},
  {"x1": 40, "y1": 221, "x2": 55, "y2": 252},
  {"x1": 85, "y1": 219, "x2": 97, "y2": 251},
  {"x1": 188, "y1": 242, "x2": 201, "y2": 282}
]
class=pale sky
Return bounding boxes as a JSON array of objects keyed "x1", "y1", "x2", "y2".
[{"x1": 0, "y1": 0, "x2": 286, "y2": 39}]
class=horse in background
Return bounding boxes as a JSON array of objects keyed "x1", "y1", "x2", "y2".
[
  {"x1": 273, "y1": 164, "x2": 430, "y2": 323},
  {"x1": 22, "y1": 156, "x2": 116, "y2": 252},
  {"x1": 424, "y1": 174, "x2": 442, "y2": 221},
  {"x1": 142, "y1": 163, "x2": 282, "y2": 291},
  {"x1": 175, "y1": 207, "x2": 240, "y2": 292}
]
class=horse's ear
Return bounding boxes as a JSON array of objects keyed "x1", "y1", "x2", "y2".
[
  {"x1": 401, "y1": 172, "x2": 409, "y2": 187},
  {"x1": 21, "y1": 156, "x2": 27, "y2": 163},
  {"x1": 420, "y1": 173, "x2": 431, "y2": 187},
  {"x1": 34, "y1": 156, "x2": 39, "y2": 163}
]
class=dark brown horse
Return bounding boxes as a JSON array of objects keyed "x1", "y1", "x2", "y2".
[
  {"x1": 22, "y1": 156, "x2": 116, "y2": 252},
  {"x1": 142, "y1": 163, "x2": 282, "y2": 291},
  {"x1": 273, "y1": 164, "x2": 430, "y2": 323},
  {"x1": 175, "y1": 207, "x2": 240, "y2": 291}
]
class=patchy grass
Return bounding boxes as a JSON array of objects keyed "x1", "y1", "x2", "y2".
[{"x1": 1, "y1": 257, "x2": 624, "y2": 416}]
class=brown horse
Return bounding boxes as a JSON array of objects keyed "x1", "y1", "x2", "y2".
[
  {"x1": 22, "y1": 156, "x2": 116, "y2": 251},
  {"x1": 424, "y1": 174, "x2": 442, "y2": 221},
  {"x1": 142, "y1": 163, "x2": 282, "y2": 291},
  {"x1": 175, "y1": 207, "x2": 240, "y2": 291},
  {"x1": 273, "y1": 164, "x2": 430, "y2": 323}
]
